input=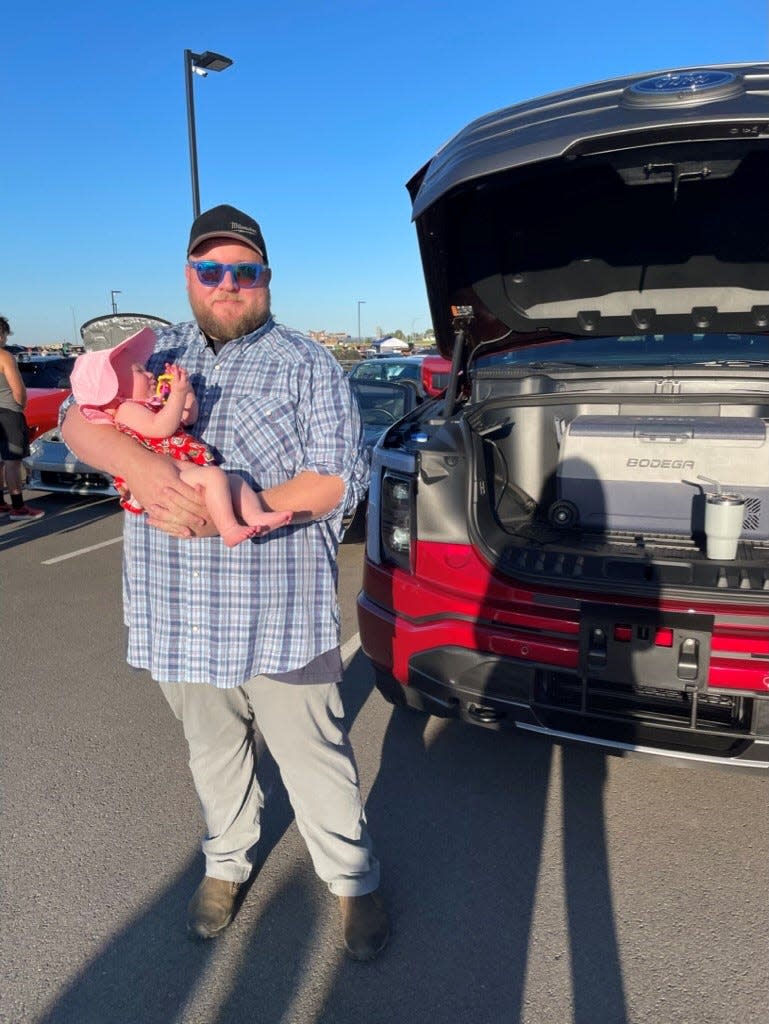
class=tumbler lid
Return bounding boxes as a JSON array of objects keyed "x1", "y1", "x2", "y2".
[{"x1": 706, "y1": 492, "x2": 744, "y2": 506}]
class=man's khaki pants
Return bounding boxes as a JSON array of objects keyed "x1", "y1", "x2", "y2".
[{"x1": 159, "y1": 675, "x2": 380, "y2": 897}]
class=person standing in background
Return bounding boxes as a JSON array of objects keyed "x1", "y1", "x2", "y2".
[{"x1": 0, "y1": 316, "x2": 44, "y2": 520}]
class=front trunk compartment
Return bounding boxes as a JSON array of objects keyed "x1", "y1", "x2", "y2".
[{"x1": 459, "y1": 368, "x2": 769, "y2": 597}]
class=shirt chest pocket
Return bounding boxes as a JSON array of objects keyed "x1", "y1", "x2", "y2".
[{"x1": 227, "y1": 395, "x2": 304, "y2": 486}]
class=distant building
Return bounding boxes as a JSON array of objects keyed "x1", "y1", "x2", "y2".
[
  {"x1": 371, "y1": 337, "x2": 410, "y2": 354},
  {"x1": 308, "y1": 330, "x2": 351, "y2": 346}
]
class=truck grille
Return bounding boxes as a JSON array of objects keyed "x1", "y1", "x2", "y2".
[{"x1": 534, "y1": 670, "x2": 759, "y2": 744}]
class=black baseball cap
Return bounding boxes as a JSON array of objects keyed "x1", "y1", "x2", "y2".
[{"x1": 187, "y1": 204, "x2": 268, "y2": 262}]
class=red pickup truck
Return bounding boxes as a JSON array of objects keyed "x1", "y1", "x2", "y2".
[{"x1": 358, "y1": 63, "x2": 769, "y2": 771}]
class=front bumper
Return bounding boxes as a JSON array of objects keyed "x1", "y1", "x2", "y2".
[
  {"x1": 24, "y1": 438, "x2": 117, "y2": 497},
  {"x1": 362, "y1": 626, "x2": 769, "y2": 769}
]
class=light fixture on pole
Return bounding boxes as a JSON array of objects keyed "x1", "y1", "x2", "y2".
[
  {"x1": 183, "y1": 49, "x2": 234, "y2": 218},
  {"x1": 110, "y1": 290, "x2": 122, "y2": 315},
  {"x1": 357, "y1": 300, "x2": 366, "y2": 346}
]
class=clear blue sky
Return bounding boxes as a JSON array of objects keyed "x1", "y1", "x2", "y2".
[{"x1": 3, "y1": 1, "x2": 766, "y2": 346}]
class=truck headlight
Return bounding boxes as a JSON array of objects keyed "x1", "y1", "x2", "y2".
[{"x1": 381, "y1": 472, "x2": 414, "y2": 571}]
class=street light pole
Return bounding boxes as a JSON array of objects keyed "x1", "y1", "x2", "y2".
[
  {"x1": 184, "y1": 49, "x2": 234, "y2": 219},
  {"x1": 357, "y1": 300, "x2": 366, "y2": 347},
  {"x1": 410, "y1": 315, "x2": 424, "y2": 346},
  {"x1": 183, "y1": 50, "x2": 201, "y2": 220},
  {"x1": 110, "y1": 290, "x2": 122, "y2": 315}
]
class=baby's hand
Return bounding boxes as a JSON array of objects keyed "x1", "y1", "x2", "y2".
[{"x1": 166, "y1": 364, "x2": 191, "y2": 394}]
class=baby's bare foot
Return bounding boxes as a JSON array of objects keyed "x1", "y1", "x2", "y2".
[
  {"x1": 247, "y1": 510, "x2": 293, "y2": 534},
  {"x1": 222, "y1": 524, "x2": 259, "y2": 548}
]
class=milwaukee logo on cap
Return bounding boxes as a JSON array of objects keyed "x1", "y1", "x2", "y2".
[{"x1": 187, "y1": 205, "x2": 268, "y2": 262}]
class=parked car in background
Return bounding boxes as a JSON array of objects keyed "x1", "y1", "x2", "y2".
[
  {"x1": 358, "y1": 63, "x2": 769, "y2": 770},
  {"x1": 349, "y1": 378, "x2": 420, "y2": 450},
  {"x1": 349, "y1": 355, "x2": 428, "y2": 397},
  {"x1": 349, "y1": 352, "x2": 451, "y2": 399},
  {"x1": 25, "y1": 424, "x2": 118, "y2": 497},
  {"x1": 342, "y1": 378, "x2": 420, "y2": 537},
  {"x1": 18, "y1": 355, "x2": 75, "y2": 442}
]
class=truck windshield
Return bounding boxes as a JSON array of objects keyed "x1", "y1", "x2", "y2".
[{"x1": 476, "y1": 334, "x2": 769, "y2": 370}]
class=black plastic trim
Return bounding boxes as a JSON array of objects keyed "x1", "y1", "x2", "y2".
[{"x1": 372, "y1": 646, "x2": 769, "y2": 768}]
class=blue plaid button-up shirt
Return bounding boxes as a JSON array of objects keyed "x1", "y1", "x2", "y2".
[{"x1": 121, "y1": 317, "x2": 369, "y2": 687}]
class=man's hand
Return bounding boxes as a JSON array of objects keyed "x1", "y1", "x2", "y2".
[
  {"x1": 145, "y1": 481, "x2": 218, "y2": 538},
  {"x1": 123, "y1": 459, "x2": 214, "y2": 538}
]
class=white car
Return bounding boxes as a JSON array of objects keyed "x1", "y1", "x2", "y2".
[{"x1": 25, "y1": 423, "x2": 118, "y2": 497}]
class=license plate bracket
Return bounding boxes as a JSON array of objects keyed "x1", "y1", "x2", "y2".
[{"x1": 578, "y1": 605, "x2": 713, "y2": 692}]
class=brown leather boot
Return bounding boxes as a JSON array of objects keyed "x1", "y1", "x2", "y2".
[
  {"x1": 187, "y1": 876, "x2": 241, "y2": 939},
  {"x1": 339, "y1": 890, "x2": 390, "y2": 961}
]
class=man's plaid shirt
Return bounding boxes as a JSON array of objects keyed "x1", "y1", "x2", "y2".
[{"x1": 120, "y1": 318, "x2": 369, "y2": 687}]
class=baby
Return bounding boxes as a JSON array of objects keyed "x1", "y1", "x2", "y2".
[{"x1": 70, "y1": 328, "x2": 291, "y2": 547}]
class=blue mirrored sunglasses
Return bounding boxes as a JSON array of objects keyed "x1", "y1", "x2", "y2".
[{"x1": 187, "y1": 260, "x2": 269, "y2": 288}]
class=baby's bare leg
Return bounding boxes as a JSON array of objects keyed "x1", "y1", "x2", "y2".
[
  {"x1": 177, "y1": 465, "x2": 257, "y2": 547},
  {"x1": 177, "y1": 466, "x2": 292, "y2": 546},
  {"x1": 228, "y1": 475, "x2": 293, "y2": 532}
]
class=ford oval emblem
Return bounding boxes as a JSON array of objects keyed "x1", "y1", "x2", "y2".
[{"x1": 622, "y1": 69, "x2": 744, "y2": 108}]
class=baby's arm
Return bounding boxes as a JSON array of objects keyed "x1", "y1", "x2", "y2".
[
  {"x1": 115, "y1": 397, "x2": 182, "y2": 438},
  {"x1": 181, "y1": 390, "x2": 199, "y2": 427},
  {"x1": 115, "y1": 365, "x2": 190, "y2": 438},
  {"x1": 160, "y1": 364, "x2": 197, "y2": 432}
]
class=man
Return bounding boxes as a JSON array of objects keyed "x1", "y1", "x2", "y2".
[
  {"x1": 0, "y1": 315, "x2": 45, "y2": 520},
  {"x1": 62, "y1": 205, "x2": 389, "y2": 961}
]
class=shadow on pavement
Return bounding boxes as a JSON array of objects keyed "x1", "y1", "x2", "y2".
[
  {"x1": 32, "y1": 651, "x2": 627, "y2": 1024},
  {"x1": 313, "y1": 702, "x2": 627, "y2": 1023},
  {"x1": 33, "y1": 652, "x2": 375, "y2": 1024},
  {"x1": 36, "y1": 859, "x2": 213, "y2": 1024},
  {"x1": 0, "y1": 494, "x2": 120, "y2": 553}
]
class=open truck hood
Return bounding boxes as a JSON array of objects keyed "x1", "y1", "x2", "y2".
[{"x1": 406, "y1": 64, "x2": 769, "y2": 360}]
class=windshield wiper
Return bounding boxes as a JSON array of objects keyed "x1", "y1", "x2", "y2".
[
  {"x1": 523, "y1": 360, "x2": 599, "y2": 369},
  {"x1": 691, "y1": 359, "x2": 769, "y2": 367}
]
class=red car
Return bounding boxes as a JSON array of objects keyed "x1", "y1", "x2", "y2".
[
  {"x1": 420, "y1": 353, "x2": 452, "y2": 397},
  {"x1": 19, "y1": 356, "x2": 75, "y2": 442},
  {"x1": 358, "y1": 63, "x2": 769, "y2": 770}
]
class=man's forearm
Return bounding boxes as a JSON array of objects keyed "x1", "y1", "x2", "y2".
[
  {"x1": 259, "y1": 471, "x2": 345, "y2": 523},
  {"x1": 61, "y1": 405, "x2": 147, "y2": 477}
]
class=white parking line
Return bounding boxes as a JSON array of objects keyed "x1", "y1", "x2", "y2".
[
  {"x1": 42, "y1": 537, "x2": 123, "y2": 565},
  {"x1": 341, "y1": 632, "x2": 361, "y2": 665}
]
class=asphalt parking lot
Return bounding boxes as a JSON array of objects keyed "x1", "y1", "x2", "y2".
[{"x1": 1, "y1": 492, "x2": 768, "y2": 1024}]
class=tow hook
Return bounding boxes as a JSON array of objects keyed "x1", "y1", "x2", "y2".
[{"x1": 467, "y1": 703, "x2": 504, "y2": 724}]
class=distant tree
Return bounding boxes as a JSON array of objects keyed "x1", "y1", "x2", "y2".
[{"x1": 331, "y1": 345, "x2": 361, "y2": 364}]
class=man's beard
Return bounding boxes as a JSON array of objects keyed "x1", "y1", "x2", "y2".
[{"x1": 188, "y1": 293, "x2": 271, "y2": 344}]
